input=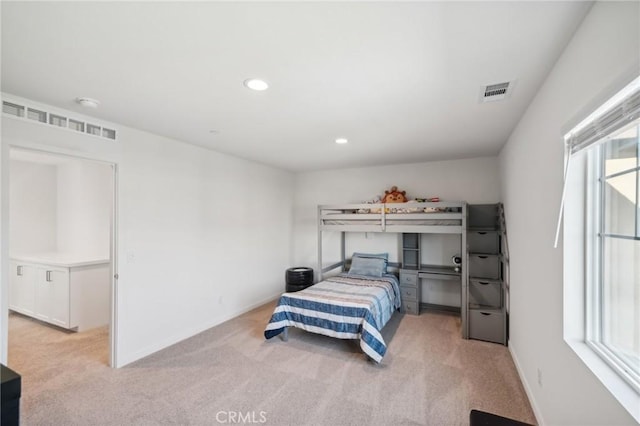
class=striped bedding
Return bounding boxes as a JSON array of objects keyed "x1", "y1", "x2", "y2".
[{"x1": 264, "y1": 273, "x2": 401, "y2": 362}]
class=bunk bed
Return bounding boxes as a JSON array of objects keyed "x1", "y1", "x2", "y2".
[
  {"x1": 264, "y1": 201, "x2": 468, "y2": 362},
  {"x1": 319, "y1": 203, "x2": 464, "y2": 230},
  {"x1": 317, "y1": 201, "x2": 466, "y2": 279}
]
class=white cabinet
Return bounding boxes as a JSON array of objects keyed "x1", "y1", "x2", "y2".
[
  {"x1": 33, "y1": 266, "x2": 71, "y2": 328},
  {"x1": 9, "y1": 261, "x2": 36, "y2": 316},
  {"x1": 9, "y1": 256, "x2": 110, "y2": 331}
]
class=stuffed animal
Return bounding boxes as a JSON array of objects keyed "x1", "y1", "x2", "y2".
[
  {"x1": 357, "y1": 196, "x2": 381, "y2": 213},
  {"x1": 382, "y1": 186, "x2": 407, "y2": 204}
]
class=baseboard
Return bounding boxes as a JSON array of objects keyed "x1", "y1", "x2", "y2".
[
  {"x1": 508, "y1": 339, "x2": 545, "y2": 425},
  {"x1": 116, "y1": 291, "x2": 282, "y2": 368}
]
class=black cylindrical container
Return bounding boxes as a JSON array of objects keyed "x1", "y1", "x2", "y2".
[{"x1": 285, "y1": 267, "x2": 314, "y2": 292}]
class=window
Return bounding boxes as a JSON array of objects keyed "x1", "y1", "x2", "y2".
[
  {"x1": 48, "y1": 113, "x2": 67, "y2": 127},
  {"x1": 27, "y1": 107, "x2": 47, "y2": 123},
  {"x1": 69, "y1": 119, "x2": 85, "y2": 132},
  {"x1": 2, "y1": 101, "x2": 24, "y2": 117},
  {"x1": 86, "y1": 123, "x2": 101, "y2": 136},
  {"x1": 562, "y1": 76, "x2": 640, "y2": 419},
  {"x1": 2, "y1": 99, "x2": 118, "y2": 141},
  {"x1": 587, "y1": 123, "x2": 640, "y2": 392}
]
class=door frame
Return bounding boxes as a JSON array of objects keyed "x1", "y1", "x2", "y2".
[{"x1": 3, "y1": 146, "x2": 119, "y2": 367}]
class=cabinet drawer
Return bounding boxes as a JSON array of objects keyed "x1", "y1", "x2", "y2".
[
  {"x1": 468, "y1": 231, "x2": 499, "y2": 254},
  {"x1": 469, "y1": 280, "x2": 502, "y2": 308},
  {"x1": 469, "y1": 309, "x2": 505, "y2": 344},
  {"x1": 399, "y1": 271, "x2": 418, "y2": 287},
  {"x1": 469, "y1": 255, "x2": 501, "y2": 279},
  {"x1": 402, "y1": 301, "x2": 419, "y2": 315},
  {"x1": 400, "y1": 286, "x2": 418, "y2": 302}
]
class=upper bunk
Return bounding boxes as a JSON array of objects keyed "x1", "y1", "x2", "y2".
[{"x1": 318, "y1": 201, "x2": 467, "y2": 234}]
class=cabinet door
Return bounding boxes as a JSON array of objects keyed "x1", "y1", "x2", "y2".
[
  {"x1": 34, "y1": 267, "x2": 70, "y2": 328},
  {"x1": 8, "y1": 262, "x2": 36, "y2": 316}
]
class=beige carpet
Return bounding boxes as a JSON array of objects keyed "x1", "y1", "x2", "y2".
[{"x1": 8, "y1": 304, "x2": 536, "y2": 426}]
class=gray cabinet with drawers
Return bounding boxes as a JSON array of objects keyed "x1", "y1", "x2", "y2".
[
  {"x1": 466, "y1": 204, "x2": 507, "y2": 345},
  {"x1": 399, "y1": 269, "x2": 420, "y2": 315}
]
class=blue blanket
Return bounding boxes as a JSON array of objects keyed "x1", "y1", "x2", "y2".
[{"x1": 264, "y1": 273, "x2": 401, "y2": 362}]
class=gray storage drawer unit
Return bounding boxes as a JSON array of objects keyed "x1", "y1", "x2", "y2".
[
  {"x1": 468, "y1": 231, "x2": 499, "y2": 254},
  {"x1": 469, "y1": 309, "x2": 505, "y2": 344},
  {"x1": 468, "y1": 254, "x2": 501, "y2": 279},
  {"x1": 399, "y1": 269, "x2": 420, "y2": 315},
  {"x1": 466, "y1": 203, "x2": 508, "y2": 346},
  {"x1": 469, "y1": 280, "x2": 502, "y2": 308}
]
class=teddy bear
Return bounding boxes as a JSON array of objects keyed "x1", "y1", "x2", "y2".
[{"x1": 382, "y1": 186, "x2": 407, "y2": 204}]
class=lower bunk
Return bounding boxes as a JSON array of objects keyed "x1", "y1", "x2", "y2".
[{"x1": 264, "y1": 272, "x2": 400, "y2": 362}]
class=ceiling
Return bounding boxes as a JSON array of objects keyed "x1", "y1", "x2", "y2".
[{"x1": 1, "y1": 1, "x2": 592, "y2": 172}]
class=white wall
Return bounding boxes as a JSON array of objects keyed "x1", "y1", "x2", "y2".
[
  {"x1": 9, "y1": 160, "x2": 58, "y2": 254},
  {"x1": 499, "y1": 2, "x2": 639, "y2": 425},
  {"x1": 0, "y1": 95, "x2": 7, "y2": 363},
  {"x1": 293, "y1": 157, "x2": 500, "y2": 305},
  {"x1": 57, "y1": 160, "x2": 112, "y2": 258},
  {"x1": 1, "y1": 95, "x2": 293, "y2": 367},
  {"x1": 9, "y1": 156, "x2": 111, "y2": 258},
  {"x1": 117, "y1": 125, "x2": 293, "y2": 365}
]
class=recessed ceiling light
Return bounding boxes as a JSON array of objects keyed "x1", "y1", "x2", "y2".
[
  {"x1": 243, "y1": 78, "x2": 269, "y2": 91},
  {"x1": 76, "y1": 97, "x2": 100, "y2": 108},
  {"x1": 335, "y1": 138, "x2": 348, "y2": 144}
]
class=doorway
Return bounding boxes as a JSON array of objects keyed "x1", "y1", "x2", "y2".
[{"x1": 6, "y1": 147, "x2": 117, "y2": 368}]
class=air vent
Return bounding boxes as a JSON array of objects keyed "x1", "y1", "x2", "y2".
[
  {"x1": 481, "y1": 82, "x2": 511, "y2": 102},
  {"x1": 2, "y1": 100, "x2": 117, "y2": 140}
]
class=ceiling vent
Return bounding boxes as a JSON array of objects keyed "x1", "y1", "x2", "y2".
[
  {"x1": 2, "y1": 100, "x2": 117, "y2": 140},
  {"x1": 481, "y1": 82, "x2": 512, "y2": 103}
]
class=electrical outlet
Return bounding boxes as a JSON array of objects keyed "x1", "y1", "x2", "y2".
[{"x1": 537, "y1": 368, "x2": 543, "y2": 387}]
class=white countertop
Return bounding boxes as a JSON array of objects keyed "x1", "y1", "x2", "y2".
[{"x1": 10, "y1": 253, "x2": 110, "y2": 268}]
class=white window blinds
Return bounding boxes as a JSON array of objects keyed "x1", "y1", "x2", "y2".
[
  {"x1": 568, "y1": 88, "x2": 640, "y2": 155},
  {"x1": 554, "y1": 76, "x2": 640, "y2": 247}
]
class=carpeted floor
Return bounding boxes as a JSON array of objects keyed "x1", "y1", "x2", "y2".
[{"x1": 8, "y1": 303, "x2": 536, "y2": 426}]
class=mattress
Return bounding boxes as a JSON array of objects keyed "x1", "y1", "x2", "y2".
[{"x1": 264, "y1": 273, "x2": 401, "y2": 362}]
